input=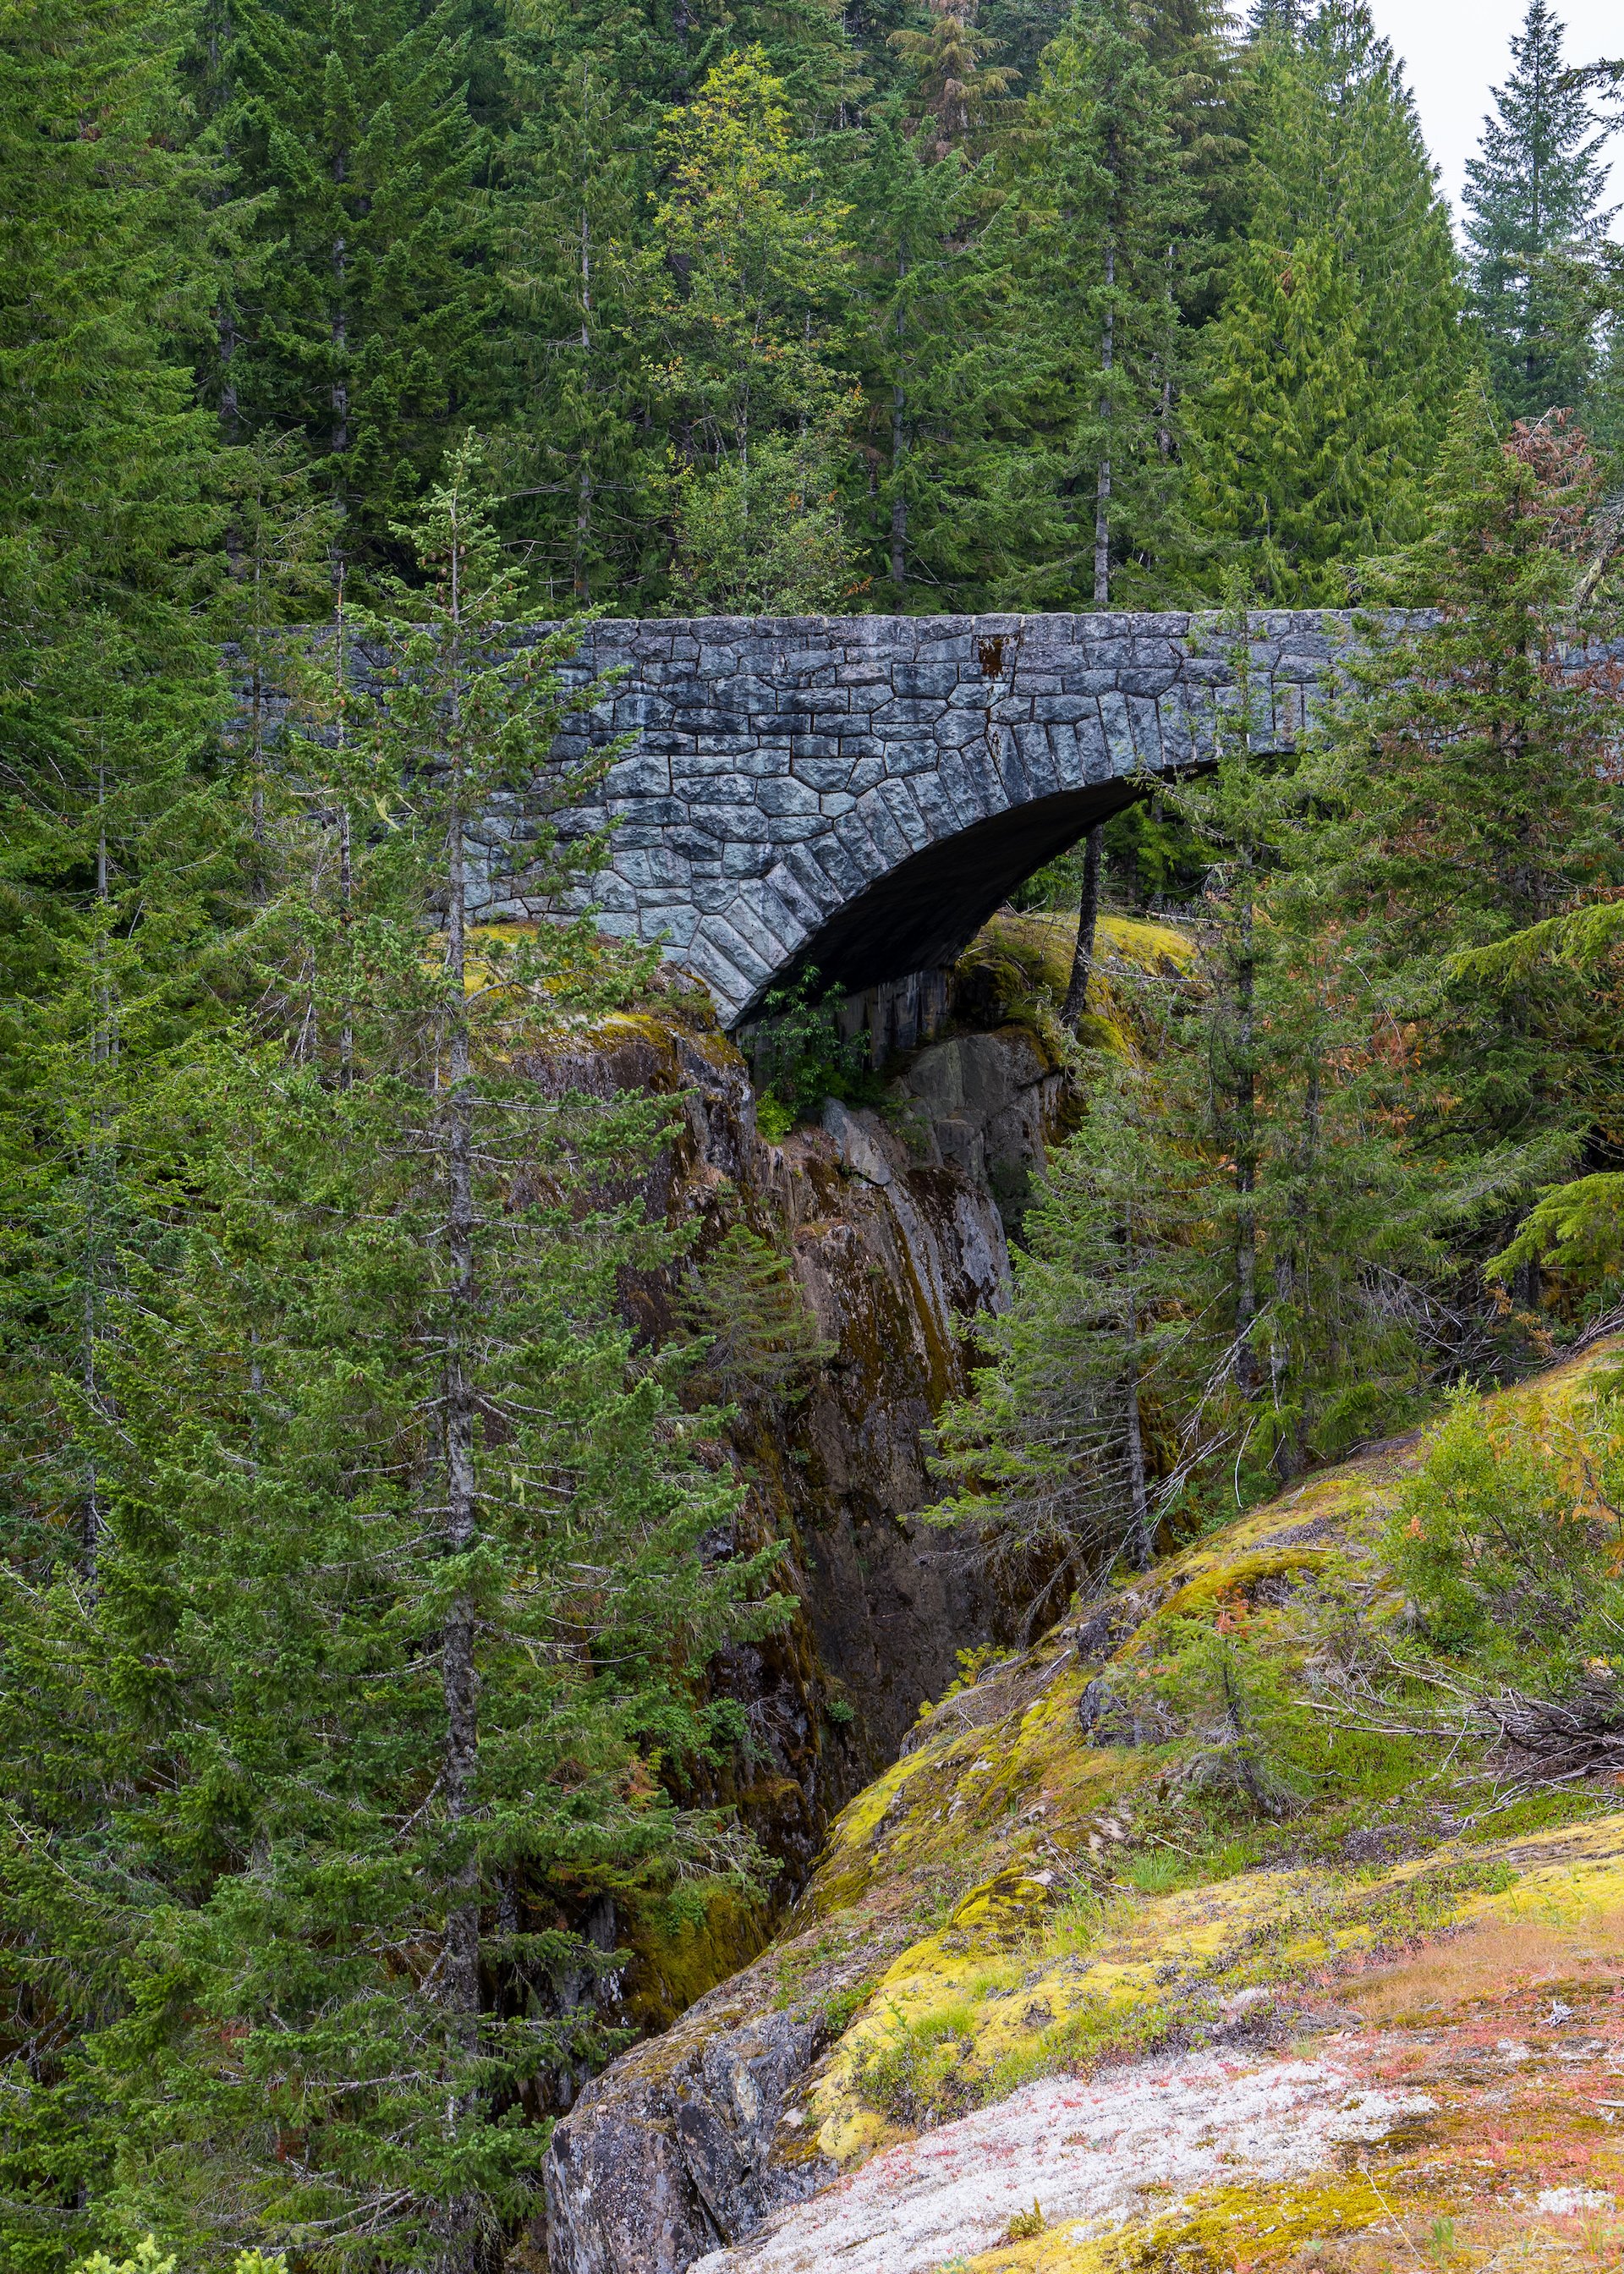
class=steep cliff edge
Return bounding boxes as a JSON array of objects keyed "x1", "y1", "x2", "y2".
[
  {"x1": 524, "y1": 949, "x2": 1100, "y2": 2032},
  {"x1": 539, "y1": 1338, "x2": 1624, "y2": 2274}
]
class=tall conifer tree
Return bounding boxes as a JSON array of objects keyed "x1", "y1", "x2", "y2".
[
  {"x1": 994, "y1": 0, "x2": 1201, "y2": 606},
  {"x1": 0, "y1": 446, "x2": 788, "y2": 2266},
  {"x1": 1188, "y1": 0, "x2": 1462, "y2": 596},
  {"x1": 1464, "y1": 0, "x2": 1610, "y2": 420},
  {"x1": 218, "y1": 0, "x2": 486, "y2": 576}
]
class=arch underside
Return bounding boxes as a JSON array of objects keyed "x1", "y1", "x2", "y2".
[{"x1": 756, "y1": 781, "x2": 1146, "y2": 1013}]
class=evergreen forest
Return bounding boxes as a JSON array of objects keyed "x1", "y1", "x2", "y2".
[{"x1": 8, "y1": 0, "x2": 1624, "y2": 2265}]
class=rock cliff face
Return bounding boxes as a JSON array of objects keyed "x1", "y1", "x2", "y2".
[{"x1": 537, "y1": 991, "x2": 1071, "y2": 1973}]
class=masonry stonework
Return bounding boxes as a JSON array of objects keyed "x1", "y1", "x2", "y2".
[{"x1": 464, "y1": 608, "x2": 1351, "y2": 1024}]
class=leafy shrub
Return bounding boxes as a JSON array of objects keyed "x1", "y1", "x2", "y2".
[
  {"x1": 1141, "y1": 1619, "x2": 1307, "y2": 1820},
  {"x1": 1385, "y1": 1385, "x2": 1624, "y2": 1687},
  {"x1": 850, "y1": 2001, "x2": 979, "y2": 2124},
  {"x1": 72, "y1": 2245, "x2": 285, "y2": 2274},
  {"x1": 749, "y1": 968, "x2": 881, "y2": 1132}
]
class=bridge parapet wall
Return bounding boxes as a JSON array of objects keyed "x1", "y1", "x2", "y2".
[{"x1": 464, "y1": 609, "x2": 1355, "y2": 1023}]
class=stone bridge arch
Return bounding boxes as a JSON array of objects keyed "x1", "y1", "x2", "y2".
[{"x1": 468, "y1": 610, "x2": 1351, "y2": 1026}]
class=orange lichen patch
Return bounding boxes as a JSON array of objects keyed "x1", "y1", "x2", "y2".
[{"x1": 1346, "y1": 1907, "x2": 1624, "y2": 2026}]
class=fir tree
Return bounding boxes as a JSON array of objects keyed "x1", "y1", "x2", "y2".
[
  {"x1": 219, "y1": 0, "x2": 487, "y2": 576},
  {"x1": 1310, "y1": 390, "x2": 1624, "y2": 1283},
  {"x1": 844, "y1": 114, "x2": 990, "y2": 607},
  {"x1": 0, "y1": 0, "x2": 236, "y2": 1580},
  {"x1": 993, "y1": 0, "x2": 1202, "y2": 607},
  {"x1": 1188, "y1": 231, "x2": 1391, "y2": 601},
  {"x1": 1188, "y1": 0, "x2": 1463, "y2": 596},
  {"x1": 0, "y1": 446, "x2": 790, "y2": 2264},
  {"x1": 1464, "y1": 0, "x2": 1611, "y2": 420},
  {"x1": 637, "y1": 48, "x2": 856, "y2": 601},
  {"x1": 929, "y1": 1055, "x2": 1203, "y2": 1600},
  {"x1": 497, "y1": 40, "x2": 650, "y2": 605},
  {"x1": 887, "y1": 0, "x2": 1018, "y2": 162}
]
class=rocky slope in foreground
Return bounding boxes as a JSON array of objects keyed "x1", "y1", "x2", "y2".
[{"x1": 537, "y1": 1340, "x2": 1624, "y2": 2274}]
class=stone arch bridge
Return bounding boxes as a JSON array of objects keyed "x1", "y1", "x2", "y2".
[{"x1": 468, "y1": 609, "x2": 1350, "y2": 1029}]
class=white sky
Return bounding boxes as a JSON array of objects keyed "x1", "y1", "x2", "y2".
[{"x1": 1358, "y1": 0, "x2": 1623, "y2": 234}]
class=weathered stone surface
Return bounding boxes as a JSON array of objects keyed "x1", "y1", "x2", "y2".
[
  {"x1": 537, "y1": 1914, "x2": 919, "y2": 2274},
  {"x1": 430, "y1": 610, "x2": 1360, "y2": 1024}
]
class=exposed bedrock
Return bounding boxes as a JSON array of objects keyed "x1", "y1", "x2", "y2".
[{"x1": 524, "y1": 996, "x2": 1069, "y2": 2267}]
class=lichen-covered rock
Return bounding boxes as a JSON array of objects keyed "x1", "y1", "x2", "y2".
[
  {"x1": 536, "y1": 1912, "x2": 922, "y2": 2272},
  {"x1": 540, "y1": 2006, "x2": 826, "y2": 2274},
  {"x1": 540, "y1": 1336, "x2": 1624, "y2": 2274}
]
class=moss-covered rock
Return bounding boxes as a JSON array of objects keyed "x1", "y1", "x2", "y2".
[{"x1": 541, "y1": 1337, "x2": 1624, "y2": 2274}]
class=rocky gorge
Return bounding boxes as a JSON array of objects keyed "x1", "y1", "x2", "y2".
[{"x1": 515, "y1": 915, "x2": 1624, "y2": 2274}]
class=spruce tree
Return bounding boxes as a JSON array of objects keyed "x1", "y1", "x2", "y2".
[
  {"x1": 0, "y1": 0, "x2": 238, "y2": 1579},
  {"x1": 218, "y1": 0, "x2": 486, "y2": 576},
  {"x1": 1188, "y1": 232, "x2": 1391, "y2": 601},
  {"x1": 0, "y1": 447, "x2": 789, "y2": 2265},
  {"x1": 1188, "y1": 0, "x2": 1463, "y2": 596},
  {"x1": 929, "y1": 1056, "x2": 1204, "y2": 1599},
  {"x1": 637, "y1": 48, "x2": 856, "y2": 605},
  {"x1": 497, "y1": 39, "x2": 650, "y2": 605},
  {"x1": 1311, "y1": 390, "x2": 1624, "y2": 1252},
  {"x1": 992, "y1": 0, "x2": 1202, "y2": 606},
  {"x1": 844, "y1": 114, "x2": 991, "y2": 607},
  {"x1": 1464, "y1": 0, "x2": 1610, "y2": 420}
]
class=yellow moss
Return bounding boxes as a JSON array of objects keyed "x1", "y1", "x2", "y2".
[
  {"x1": 793, "y1": 1334, "x2": 1624, "y2": 2170},
  {"x1": 621, "y1": 1886, "x2": 768, "y2": 2035},
  {"x1": 958, "y1": 2174, "x2": 1398, "y2": 2274}
]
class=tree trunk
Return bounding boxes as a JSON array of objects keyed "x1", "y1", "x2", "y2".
[
  {"x1": 1232, "y1": 887, "x2": 1259, "y2": 1398},
  {"x1": 1271, "y1": 1057, "x2": 1319, "y2": 1486},
  {"x1": 1093, "y1": 239, "x2": 1115, "y2": 608},
  {"x1": 439, "y1": 508, "x2": 480, "y2": 2066},
  {"x1": 891, "y1": 250, "x2": 908, "y2": 605},
  {"x1": 1062, "y1": 823, "x2": 1105, "y2": 1029},
  {"x1": 1122, "y1": 1261, "x2": 1152, "y2": 1571}
]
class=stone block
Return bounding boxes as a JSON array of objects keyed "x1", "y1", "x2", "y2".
[
  {"x1": 875, "y1": 775, "x2": 932, "y2": 851},
  {"x1": 672, "y1": 744, "x2": 760, "y2": 778},
  {"x1": 1012, "y1": 722, "x2": 1061, "y2": 799},
  {"x1": 687, "y1": 804, "x2": 774, "y2": 843},
  {"x1": 808, "y1": 833, "x2": 875, "y2": 899},
  {"x1": 1127, "y1": 695, "x2": 1162, "y2": 768},
  {"x1": 602, "y1": 752, "x2": 672, "y2": 799},
  {"x1": 935, "y1": 743, "x2": 996, "y2": 827},
  {"x1": 789, "y1": 751, "x2": 853, "y2": 794},
  {"x1": 767, "y1": 857, "x2": 837, "y2": 930},
  {"x1": 757, "y1": 774, "x2": 822, "y2": 819},
  {"x1": 891, "y1": 662, "x2": 959, "y2": 699},
  {"x1": 721, "y1": 842, "x2": 772, "y2": 880},
  {"x1": 1098, "y1": 689, "x2": 1137, "y2": 775},
  {"x1": 857, "y1": 787, "x2": 914, "y2": 868},
  {"x1": 683, "y1": 931, "x2": 754, "y2": 1013},
  {"x1": 648, "y1": 905, "x2": 700, "y2": 948},
  {"x1": 868, "y1": 696, "x2": 949, "y2": 728},
  {"x1": 934, "y1": 709, "x2": 988, "y2": 749},
  {"x1": 726, "y1": 891, "x2": 804, "y2": 968},
  {"x1": 668, "y1": 706, "x2": 752, "y2": 737},
  {"x1": 616, "y1": 845, "x2": 691, "y2": 892},
  {"x1": 906, "y1": 765, "x2": 962, "y2": 840}
]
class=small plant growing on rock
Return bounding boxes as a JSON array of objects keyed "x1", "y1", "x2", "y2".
[
  {"x1": 749, "y1": 968, "x2": 882, "y2": 1131},
  {"x1": 681, "y1": 1223, "x2": 834, "y2": 1409}
]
